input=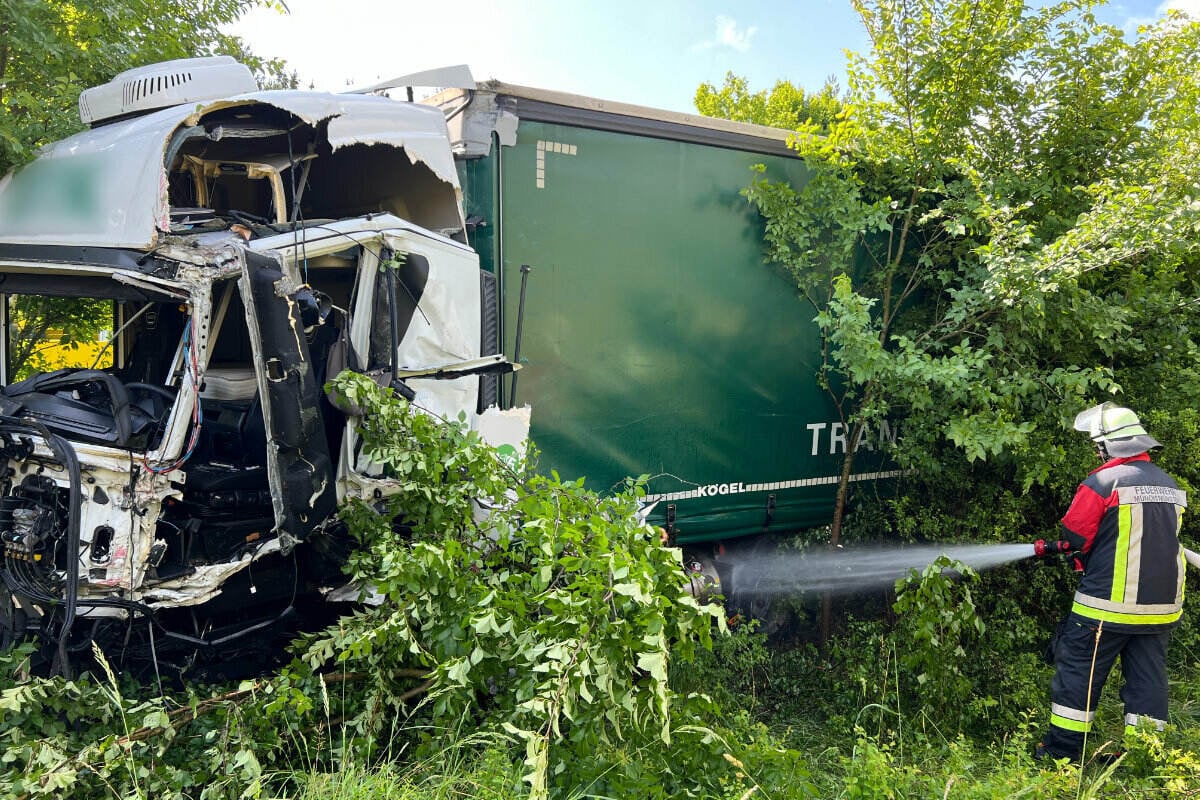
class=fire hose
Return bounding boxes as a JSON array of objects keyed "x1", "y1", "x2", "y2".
[{"x1": 1033, "y1": 538, "x2": 1200, "y2": 572}]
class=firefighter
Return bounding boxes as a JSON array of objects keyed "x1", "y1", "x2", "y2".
[{"x1": 1036, "y1": 403, "x2": 1188, "y2": 761}]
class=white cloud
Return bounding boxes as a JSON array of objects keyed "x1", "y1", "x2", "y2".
[
  {"x1": 1159, "y1": 0, "x2": 1200, "y2": 16},
  {"x1": 716, "y1": 15, "x2": 757, "y2": 51},
  {"x1": 692, "y1": 15, "x2": 757, "y2": 52},
  {"x1": 1125, "y1": 0, "x2": 1200, "y2": 32}
]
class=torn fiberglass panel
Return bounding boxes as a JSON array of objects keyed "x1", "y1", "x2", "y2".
[
  {"x1": 237, "y1": 249, "x2": 337, "y2": 542},
  {"x1": 0, "y1": 92, "x2": 464, "y2": 251}
]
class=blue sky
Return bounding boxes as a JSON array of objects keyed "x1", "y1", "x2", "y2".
[{"x1": 228, "y1": 0, "x2": 1198, "y2": 113}]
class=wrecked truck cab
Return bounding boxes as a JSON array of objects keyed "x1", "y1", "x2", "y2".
[{"x1": 0, "y1": 58, "x2": 523, "y2": 678}]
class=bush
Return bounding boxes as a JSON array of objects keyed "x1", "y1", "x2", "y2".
[{"x1": 290, "y1": 372, "x2": 727, "y2": 797}]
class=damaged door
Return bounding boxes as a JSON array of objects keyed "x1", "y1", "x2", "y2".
[{"x1": 238, "y1": 249, "x2": 337, "y2": 546}]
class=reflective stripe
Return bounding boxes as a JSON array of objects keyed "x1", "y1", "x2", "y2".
[
  {"x1": 1074, "y1": 592, "x2": 1183, "y2": 617},
  {"x1": 1072, "y1": 600, "x2": 1183, "y2": 626},
  {"x1": 1052, "y1": 703, "x2": 1095, "y2": 723},
  {"x1": 1124, "y1": 713, "x2": 1166, "y2": 730},
  {"x1": 1126, "y1": 505, "x2": 1143, "y2": 603},
  {"x1": 1116, "y1": 486, "x2": 1188, "y2": 507},
  {"x1": 1179, "y1": 546, "x2": 1187, "y2": 604},
  {"x1": 1113, "y1": 504, "x2": 1132, "y2": 602},
  {"x1": 1051, "y1": 714, "x2": 1092, "y2": 733}
]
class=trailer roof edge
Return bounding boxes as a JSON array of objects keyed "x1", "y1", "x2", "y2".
[{"x1": 429, "y1": 81, "x2": 801, "y2": 158}]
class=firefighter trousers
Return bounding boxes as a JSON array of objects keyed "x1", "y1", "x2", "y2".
[{"x1": 1041, "y1": 617, "x2": 1170, "y2": 759}]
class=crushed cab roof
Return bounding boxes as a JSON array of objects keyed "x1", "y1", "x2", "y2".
[{"x1": 0, "y1": 92, "x2": 461, "y2": 251}]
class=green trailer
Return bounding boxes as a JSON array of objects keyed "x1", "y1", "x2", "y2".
[{"x1": 429, "y1": 83, "x2": 899, "y2": 560}]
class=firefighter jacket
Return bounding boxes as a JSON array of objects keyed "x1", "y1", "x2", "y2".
[{"x1": 1060, "y1": 453, "x2": 1187, "y2": 632}]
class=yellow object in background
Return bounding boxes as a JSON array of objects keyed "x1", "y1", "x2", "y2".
[{"x1": 37, "y1": 328, "x2": 112, "y2": 369}]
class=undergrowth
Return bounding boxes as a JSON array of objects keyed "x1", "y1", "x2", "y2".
[{"x1": 2, "y1": 374, "x2": 1199, "y2": 798}]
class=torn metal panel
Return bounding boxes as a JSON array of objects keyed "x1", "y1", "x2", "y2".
[
  {"x1": 0, "y1": 92, "x2": 464, "y2": 251},
  {"x1": 379, "y1": 230, "x2": 483, "y2": 422},
  {"x1": 474, "y1": 405, "x2": 532, "y2": 465},
  {"x1": 196, "y1": 93, "x2": 461, "y2": 186},
  {"x1": 142, "y1": 539, "x2": 282, "y2": 608},
  {"x1": 347, "y1": 64, "x2": 476, "y2": 97},
  {"x1": 323, "y1": 581, "x2": 384, "y2": 606},
  {"x1": 425, "y1": 88, "x2": 519, "y2": 157},
  {"x1": 238, "y1": 249, "x2": 337, "y2": 541}
]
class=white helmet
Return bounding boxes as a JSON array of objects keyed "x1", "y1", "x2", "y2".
[{"x1": 1073, "y1": 402, "x2": 1161, "y2": 458}]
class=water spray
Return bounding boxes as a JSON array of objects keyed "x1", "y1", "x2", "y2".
[
  {"x1": 710, "y1": 540, "x2": 1200, "y2": 603},
  {"x1": 729, "y1": 542, "x2": 1038, "y2": 599}
]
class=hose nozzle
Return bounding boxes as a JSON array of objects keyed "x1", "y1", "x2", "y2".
[
  {"x1": 1033, "y1": 539, "x2": 1072, "y2": 557},
  {"x1": 1034, "y1": 539, "x2": 1084, "y2": 572}
]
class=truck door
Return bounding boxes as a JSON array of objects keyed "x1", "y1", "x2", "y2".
[{"x1": 238, "y1": 250, "x2": 338, "y2": 542}]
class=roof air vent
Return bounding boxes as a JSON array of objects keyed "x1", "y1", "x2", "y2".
[{"x1": 79, "y1": 56, "x2": 258, "y2": 126}]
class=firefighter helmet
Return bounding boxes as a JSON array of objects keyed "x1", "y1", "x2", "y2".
[{"x1": 1073, "y1": 402, "x2": 1161, "y2": 458}]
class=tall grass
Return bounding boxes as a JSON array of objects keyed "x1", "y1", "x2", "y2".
[
  {"x1": 287, "y1": 757, "x2": 515, "y2": 800},
  {"x1": 274, "y1": 732, "x2": 521, "y2": 800}
]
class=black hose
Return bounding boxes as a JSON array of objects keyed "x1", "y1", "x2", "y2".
[
  {"x1": 0, "y1": 418, "x2": 82, "y2": 676},
  {"x1": 33, "y1": 429, "x2": 77, "y2": 675}
]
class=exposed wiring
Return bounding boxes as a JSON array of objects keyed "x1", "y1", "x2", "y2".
[{"x1": 148, "y1": 619, "x2": 164, "y2": 698}]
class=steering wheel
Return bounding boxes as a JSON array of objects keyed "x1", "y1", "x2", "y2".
[
  {"x1": 125, "y1": 383, "x2": 177, "y2": 403},
  {"x1": 57, "y1": 371, "x2": 137, "y2": 447},
  {"x1": 125, "y1": 382, "x2": 178, "y2": 422}
]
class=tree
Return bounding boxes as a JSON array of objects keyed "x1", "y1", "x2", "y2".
[
  {"x1": 697, "y1": 1, "x2": 1200, "y2": 642},
  {"x1": 695, "y1": 71, "x2": 842, "y2": 131},
  {"x1": 0, "y1": 0, "x2": 290, "y2": 176},
  {"x1": 6, "y1": 296, "x2": 112, "y2": 380},
  {"x1": 701, "y1": 1, "x2": 1200, "y2": 553}
]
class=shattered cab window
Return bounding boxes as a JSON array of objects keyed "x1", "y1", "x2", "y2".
[{"x1": 6, "y1": 295, "x2": 114, "y2": 381}]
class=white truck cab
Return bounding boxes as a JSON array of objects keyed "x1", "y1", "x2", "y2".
[{"x1": 0, "y1": 57, "x2": 524, "y2": 678}]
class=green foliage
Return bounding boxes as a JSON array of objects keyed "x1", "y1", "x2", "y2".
[
  {"x1": 670, "y1": 621, "x2": 774, "y2": 715},
  {"x1": 0, "y1": 370, "x2": 733, "y2": 799},
  {"x1": 0, "y1": 642, "x2": 285, "y2": 798},
  {"x1": 0, "y1": 0, "x2": 289, "y2": 175},
  {"x1": 833, "y1": 728, "x2": 1084, "y2": 799},
  {"x1": 695, "y1": 72, "x2": 842, "y2": 131},
  {"x1": 730, "y1": 0, "x2": 1200, "y2": 545},
  {"x1": 297, "y1": 371, "x2": 727, "y2": 798},
  {"x1": 6, "y1": 295, "x2": 113, "y2": 379},
  {"x1": 891, "y1": 558, "x2": 985, "y2": 726},
  {"x1": 285, "y1": 740, "x2": 524, "y2": 800},
  {"x1": 1120, "y1": 725, "x2": 1200, "y2": 793}
]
